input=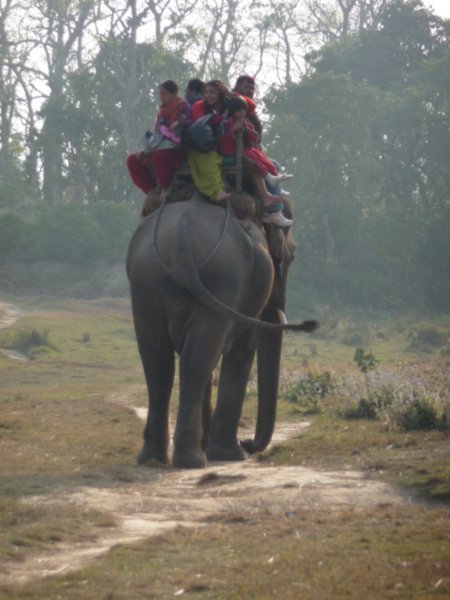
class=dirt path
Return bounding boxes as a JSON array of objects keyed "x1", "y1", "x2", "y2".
[
  {"x1": 0, "y1": 304, "x2": 407, "y2": 587},
  {"x1": 0, "y1": 388, "x2": 405, "y2": 587}
]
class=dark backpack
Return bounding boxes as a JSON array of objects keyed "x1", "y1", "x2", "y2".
[{"x1": 186, "y1": 114, "x2": 214, "y2": 153}]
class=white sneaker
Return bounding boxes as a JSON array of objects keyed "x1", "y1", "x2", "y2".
[
  {"x1": 266, "y1": 172, "x2": 294, "y2": 187},
  {"x1": 262, "y1": 211, "x2": 293, "y2": 227}
]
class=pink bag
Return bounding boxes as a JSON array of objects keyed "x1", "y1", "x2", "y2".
[{"x1": 159, "y1": 124, "x2": 181, "y2": 144}]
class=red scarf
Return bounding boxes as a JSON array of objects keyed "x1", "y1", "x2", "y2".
[{"x1": 158, "y1": 96, "x2": 185, "y2": 125}]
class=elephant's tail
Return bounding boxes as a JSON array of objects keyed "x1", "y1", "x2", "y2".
[{"x1": 162, "y1": 213, "x2": 319, "y2": 333}]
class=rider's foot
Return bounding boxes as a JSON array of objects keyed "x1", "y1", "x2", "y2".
[
  {"x1": 262, "y1": 210, "x2": 293, "y2": 228},
  {"x1": 266, "y1": 172, "x2": 294, "y2": 187}
]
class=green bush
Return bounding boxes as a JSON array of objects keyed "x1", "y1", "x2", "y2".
[
  {"x1": 0, "y1": 213, "x2": 30, "y2": 258},
  {"x1": 407, "y1": 326, "x2": 449, "y2": 353},
  {"x1": 353, "y1": 348, "x2": 378, "y2": 373},
  {"x1": 283, "y1": 371, "x2": 334, "y2": 414},
  {"x1": 0, "y1": 202, "x2": 136, "y2": 265},
  {"x1": 0, "y1": 328, "x2": 59, "y2": 359},
  {"x1": 394, "y1": 397, "x2": 446, "y2": 432},
  {"x1": 31, "y1": 205, "x2": 107, "y2": 263},
  {"x1": 342, "y1": 387, "x2": 395, "y2": 420}
]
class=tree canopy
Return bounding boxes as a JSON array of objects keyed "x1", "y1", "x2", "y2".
[{"x1": 0, "y1": 0, "x2": 448, "y2": 312}]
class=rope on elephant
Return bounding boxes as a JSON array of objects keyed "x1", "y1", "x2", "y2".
[
  {"x1": 196, "y1": 202, "x2": 232, "y2": 270},
  {"x1": 152, "y1": 194, "x2": 232, "y2": 276}
]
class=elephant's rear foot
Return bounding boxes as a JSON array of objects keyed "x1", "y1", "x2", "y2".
[
  {"x1": 137, "y1": 442, "x2": 169, "y2": 466},
  {"x1": 206, "y1": 442, "x2": 247, "y2": 462}
]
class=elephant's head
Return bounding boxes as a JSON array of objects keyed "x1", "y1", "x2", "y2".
[
  {"x1": 241, "y1": 200, "x2": 300, "y2": 454},
  {"x1": 264, "y1": 201, "x2": 296, "y2": 318}
]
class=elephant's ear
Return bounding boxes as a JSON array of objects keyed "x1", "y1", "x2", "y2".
[{"x1": 266, "y1": 225, "x2": 285, "y2": 260}]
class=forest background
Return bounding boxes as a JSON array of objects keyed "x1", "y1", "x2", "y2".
[{"x1": 0, "y1": 0, "x2": 449, "y2": 317}]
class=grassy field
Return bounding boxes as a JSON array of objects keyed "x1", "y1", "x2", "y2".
[{"x1": 0, "y1": 298, "x2": 449, "y2": 598}]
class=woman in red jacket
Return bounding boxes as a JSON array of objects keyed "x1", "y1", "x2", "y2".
[
  {"x1": 127, "y1": 80, "x2": 192, "y2": 200},
  {"x1": 187, "y1": 80, "x2": 232, "y2": 202}
]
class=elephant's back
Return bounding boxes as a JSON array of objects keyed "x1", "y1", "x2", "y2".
[
  {"x1": 127, "y1": 196, "x2": 274, "y2": 326},
  {"x1": 127, "y1": 196, "x2": 272, "y2": 310},
  {"x1": 135, "y1": 197, "x2": 263, "y2": 266}
]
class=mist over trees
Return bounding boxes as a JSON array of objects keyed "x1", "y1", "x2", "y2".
[{"x1": 0, "y1": 0, "x2": 449, "y2": 313}]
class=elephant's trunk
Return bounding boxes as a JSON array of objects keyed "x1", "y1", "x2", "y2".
[{"x1": 240, "y1": 307, "x2": 283, "y2": 454}]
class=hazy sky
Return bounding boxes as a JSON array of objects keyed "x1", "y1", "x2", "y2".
[{"x1": 426, "y1": 0, "x2": 450, "y2": 18}]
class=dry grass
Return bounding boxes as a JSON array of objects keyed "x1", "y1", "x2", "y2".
[
  {"x1": 0, "y1": 498, "x2": 117, "y2": 564},
  {"x1": 1, "y1": 505, "x2": 448, "y2": 599},
  {"x1": 0, "y1": 300, "x2": 142, "y2": 567},
  {"x1": 0, "y1": 300, "x2": 449, "y2": 598}
]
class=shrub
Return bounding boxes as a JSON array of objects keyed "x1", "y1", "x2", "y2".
[
  {"x1": 339, "y1": 348, "x2": 383, "y2": 418},
  {"x1": 335, "y1": 364, "x2": 449, "y2": 431},
  {"x1": 354, "y1": 348, "x2": 378, "y2": 373},
  {"x1": 407, "y1": 326, "x2": 449, "y2": 353},
  {"x1": 0, "y1": 213, "x2": 31, "y2": 259},
  {"x1": 1, "y1": 201, "x2": 137, "y2": 265},
  {"x1": 0, "y1": 328, "x2": 59, "y2": 359},
  {"x1": 390, "y1": 396, "x2": 448, "y2": 432},
  {"x1": 342, "y1": 386, "x2": 395, "y2": 420},
  {"x1": 283, "y1": 371, "x2": 334, "y2": 414}
]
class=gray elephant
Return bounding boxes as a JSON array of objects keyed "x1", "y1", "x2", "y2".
[{"x1": 126, "y1": 192, "x2": 318, "y2": 469}]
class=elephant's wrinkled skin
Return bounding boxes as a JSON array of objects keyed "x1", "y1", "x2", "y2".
[{"x1": 127, "y1": 193, "x2": 316, "y2": 468}]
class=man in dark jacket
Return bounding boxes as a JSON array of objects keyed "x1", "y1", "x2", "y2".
[{"x1": 185, "y1": 78, "x2": 205, "y2": 105}]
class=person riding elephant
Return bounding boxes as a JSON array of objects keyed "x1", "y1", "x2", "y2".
[
  {"x1": 185, "y1": 78, "x2": 205, "y2": 105},
  {"x1": 219, "y1": 95, "x2": 293, "y2": 228},
  {"x1": 232, "y1": 74, "x2": 262, "y2": 135},
  {"x1": 127, "y1": 192, "x2": 318, "y2": 469},
  {"x1": 187, "y1": 79, "x2": 232, "y2": 203},
  {"x1": 232, "y1": 74, "x2": 293, "y2": 202},
  {"x1": 126, "y1": 80, "x2": 192, "y2": 201}
]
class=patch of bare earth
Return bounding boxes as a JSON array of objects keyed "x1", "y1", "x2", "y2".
[{"x1": 0, "y1": 386, "x2": 406, "y2": 587}]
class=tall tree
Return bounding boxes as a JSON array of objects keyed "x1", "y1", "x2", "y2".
[
  {"x1": 265, "y1": 0, "x2": 450, "y2": 310},
  {"x1": 0, "y1": 0, "x2": 37, "y2": 205},
  {"x1": 32, "y1": 0, "x2": 97, "y2": 204},
  {"x1": 59, "y1": 39, "x2": 191, "y2": 204}
]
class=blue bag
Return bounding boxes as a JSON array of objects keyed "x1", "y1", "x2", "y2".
[{"x1": 186, "y1": 114, "x2": 214, "y2": 153}]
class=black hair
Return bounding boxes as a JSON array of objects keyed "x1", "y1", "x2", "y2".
[
  {"x1": 187, "y1": 78, "x2": 204, "y2": 94},
  {"x1": 234, "y1": 75, "x2": 256, "y2": 87},
  {"x1": 227, "y1": 95, "x2": 248, "y2": 116},
  {"x1": 203, "y1": 80, "x2": 232, "y2": 114},
  {"x1": 159, "y1": 80, "x2": 178, "y2": 94}
]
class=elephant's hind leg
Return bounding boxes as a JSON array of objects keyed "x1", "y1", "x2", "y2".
[
  {"x1": 173, "y1": 319, "x2": 228, "y2": 469},
  {"x1": 133, "y1": 308, "x2": 175, "y2": 466},
  {"x1": 206, "y1": 328, "x2": 257, "y2": 462}
]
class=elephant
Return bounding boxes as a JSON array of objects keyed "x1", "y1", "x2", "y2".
[{"x1": 126, "y1": 192, "x2": 318, "y2": 469}]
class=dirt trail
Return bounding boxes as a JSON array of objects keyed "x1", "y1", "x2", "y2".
[
  {"x1": 0, "y1": 389, "x2": 405, "y2": 587},
  {"x1": 0, "y1": 304, "x2": 407, "y2": 587}
]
